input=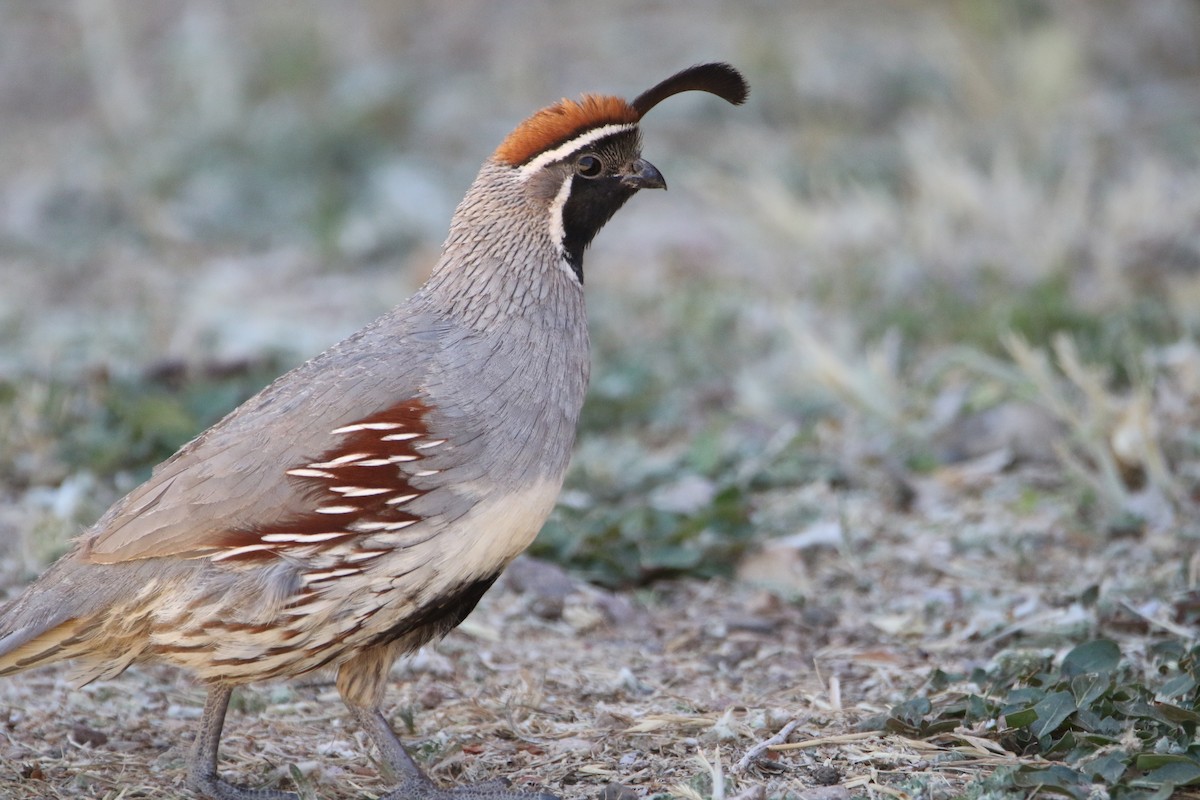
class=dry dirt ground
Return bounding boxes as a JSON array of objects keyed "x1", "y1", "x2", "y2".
[
  {"x1": 0, "y1": 561, "x2": 1008, "y2": 800},
  {"x1": 3, "y1": 461, "x2": 1191, "y2": 800},
  {"x1": 2, "y1": 561, "x2": 839, "y2": 800},
  {"x1": 2, "y1": 3, "x2": 1200, "y2": 799}
]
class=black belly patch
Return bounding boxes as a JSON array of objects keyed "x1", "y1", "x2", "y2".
[{"x1": 369, "y1": 571, "x2": 501, "y2": 650}]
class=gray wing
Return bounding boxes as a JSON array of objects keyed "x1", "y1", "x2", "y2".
[{"x1": 78, "y1": 309, "x2": 450, "y2": 564}]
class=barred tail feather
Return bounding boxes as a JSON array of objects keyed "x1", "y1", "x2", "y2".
[
  {"x1": 0, "y1": 556, "x2": 104, "y2": 677},
  {"x1": 0, "y1": 616, "x2": 83, "y2": 676}
]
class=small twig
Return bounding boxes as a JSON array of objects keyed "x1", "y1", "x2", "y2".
[
  {"x1": 1119, "y1": 600, "x2": 1197, "y2": 639},
  {"x1": 731, "y1": 719, "x2": 799, "y2": 774},
  {"x1": 770, "y1": 731, "x2": 880, "y2": 751}
]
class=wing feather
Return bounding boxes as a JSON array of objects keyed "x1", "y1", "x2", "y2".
[{"x1": 79, "y1": 313, "x2": 449, "y2": 564}]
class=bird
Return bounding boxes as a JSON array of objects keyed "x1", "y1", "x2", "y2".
[{"x1": 0, "y1": 63, "x2": 748, "y2": 800}]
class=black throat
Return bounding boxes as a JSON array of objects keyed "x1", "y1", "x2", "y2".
[{"x1": 560, "y1": 176, "x2": 638, "y2": 283}]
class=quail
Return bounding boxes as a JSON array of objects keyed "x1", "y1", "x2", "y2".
[{"x1": 0, "y1": 63, "x2": 748, "y2": 800}]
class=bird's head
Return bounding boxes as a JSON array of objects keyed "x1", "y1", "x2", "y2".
[{"x1": 488, "y1": 63, "x2": 749, "y2": 282}]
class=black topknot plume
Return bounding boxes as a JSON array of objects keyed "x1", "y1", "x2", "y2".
[{"x1": 631, "y1": 62, "x2": 749, "y2": 118}]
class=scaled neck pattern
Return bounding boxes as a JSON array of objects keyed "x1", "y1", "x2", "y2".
[
  {"x1": 422, "y1": 162, "x2": 585, "y2": 334},
  {"x1": 417, "y1": 163, "x2": 592, "y2": 489}
]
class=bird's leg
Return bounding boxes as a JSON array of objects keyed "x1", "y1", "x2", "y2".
[
  {"x1": 349, "y1": 704, "x2": 557, "y2": 800},
  {"x1": 338, "y1": 646, "x2": 559, "y2": 800},
  {"x1": 345, "y1": 702, "x2": 433, "y2": 785},
  {"x1": 188, "y1": 683, "x2": 297, "y2": 800}
]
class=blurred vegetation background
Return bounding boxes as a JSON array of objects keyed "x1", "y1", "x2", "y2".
[
  {"x1": 5, "y1": 3, "x2": 1200, "y2": 797},
  {"x1": 2, "y1": 0, "x2": 1200, "y2": 591}
]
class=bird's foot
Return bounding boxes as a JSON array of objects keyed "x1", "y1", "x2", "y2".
[
  {"x1": 379, "y1": 776, "x2": 558, "y2": 800},
  {"x1": 188, "y1": 769, "x2": 297, "y2": 800}
]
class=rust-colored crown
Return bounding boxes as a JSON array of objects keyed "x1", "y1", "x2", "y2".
[
  {"x1": 493, "y1": 94, "x2": 639, "y2": 167},
  {"x1": 493, "y1": 63, "x2": 749, "y2": 168}
]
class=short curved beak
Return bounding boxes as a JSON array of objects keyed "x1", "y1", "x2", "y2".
[{"x1": 621, "y1": 158, "x2": 667, "y2": 190}]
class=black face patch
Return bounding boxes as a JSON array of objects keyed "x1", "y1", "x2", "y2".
[
  {"x1": 560, "y1": 176, "x2": 639, "y2": 282},
  {"x1": 544, "y1": 128, "x2": 643, "y2": 283}
]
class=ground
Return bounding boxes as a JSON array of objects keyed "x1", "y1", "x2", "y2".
[
  {"x1": 0, "y1": 539, "x2": 1104, "y2": 800},
  {"x1": 2, "y1": 3, "x2": 1200, "y2": 799}
]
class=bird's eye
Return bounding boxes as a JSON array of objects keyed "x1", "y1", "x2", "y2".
[{"x1": 575, "y1": 154, "x2": 603, "y2": 178}]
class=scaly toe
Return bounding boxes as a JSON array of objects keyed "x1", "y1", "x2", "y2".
[
  {"x1": 378, "y1": 777, "x2": 558, "y2": 800},
  {"x1": 188, "y1": 771, "x2": 297, "y2": 800}
]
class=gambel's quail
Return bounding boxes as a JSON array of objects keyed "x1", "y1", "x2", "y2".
[{"x1": 0, "y1": 63, "x2": 748, "y2": 800}]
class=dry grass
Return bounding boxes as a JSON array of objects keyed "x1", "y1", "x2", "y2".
[
  {"x1": 0, "y1": 551, "x2": 1071, "y2": 800},
  {"x1": 3, "y1": 2, "x2": 1200, "y2": 798}
]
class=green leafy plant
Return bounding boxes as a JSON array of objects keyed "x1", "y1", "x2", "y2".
[
  {"x1": 3, "y1": 359, "x2": 288, "y2": 484},
  {"x1": 871, "y1": 639, "x2": 1200, "y2": 799}
]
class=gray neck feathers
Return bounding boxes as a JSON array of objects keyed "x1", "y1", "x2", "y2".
[
  {"x1": 423, "y1": 162, "x2": 582, "y2": 333},
  {"x1": 413, "y1": 162, "x2": 590, "y2": 486}
]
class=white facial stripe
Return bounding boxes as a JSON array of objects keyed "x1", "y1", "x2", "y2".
[
  {"x1": 516, "y1": 122, "x2": 637, "y2": 179},
  {"x1": 547, "y1": 174, "x2": 573, "y2": 258}
]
